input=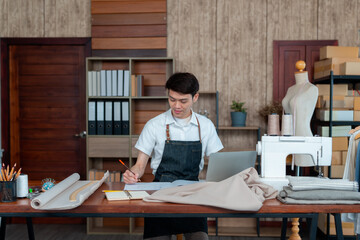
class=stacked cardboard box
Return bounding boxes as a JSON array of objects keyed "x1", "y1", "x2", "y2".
[{"x1": 314, "y1": 46, "x2": 360, "y2": 79}]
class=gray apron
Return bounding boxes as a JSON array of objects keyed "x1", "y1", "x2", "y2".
[{"x1": 144, "y1": 117, "x2": 207, "y2": 238}]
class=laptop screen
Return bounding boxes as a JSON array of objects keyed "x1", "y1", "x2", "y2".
[{"x1": 206, "y1": 151, "x2": 257, "y2": 182}]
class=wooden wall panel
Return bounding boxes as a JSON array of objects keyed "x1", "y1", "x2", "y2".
[
  {"x1": 0, "y1": 0, "x2": 90, "y2": 37},
  {"x1": 91, "y1": 0, "x2": 167, "y2": 56},
  {"x1": 7, "y1": 0, "x2": 44, "y2": 37},
  {"x1": 318, "y1": 0, "x2": 358, "y2": 46},
  {"x1": 216, "y1": 0, "x2": 267, "y2": 151},
  {"x1": 45, "y1": 0, "x2": 90, "y2": 37},
  {"x1": 266, "y1": 0, "x2": 317, "y2": 103},
  {"x1": 167, "y1": 0, "x2": 217, "y2": 92}
]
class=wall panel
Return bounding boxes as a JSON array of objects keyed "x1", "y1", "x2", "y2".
[
  {"x1": 266, "y1": 0, "x2": 317, "y2": 103},
  {"x1": 167, "y1": 0, "x2": 217, "y2": 92},
  {"x1": 318, "y1": 0, "x2": 358, "y2": 46},
  {"x1": 216, "y1": 0, "x2": 266, "y2": 150}
]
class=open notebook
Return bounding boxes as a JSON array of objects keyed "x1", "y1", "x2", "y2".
[
  {"x1": 206, "y1": 151, "x2": 257, "y2": 182},
  {"x1": 105, "y1": 191, "x2": 149, "y2": 201}
]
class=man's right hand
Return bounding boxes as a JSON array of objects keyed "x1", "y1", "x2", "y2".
[{"x1": 123, "y1": 169, "x2": 140, "y2": 184}]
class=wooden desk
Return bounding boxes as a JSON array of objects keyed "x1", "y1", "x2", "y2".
[{"x1": 0, "y1": 182, "x2": 357, "y2": 240}]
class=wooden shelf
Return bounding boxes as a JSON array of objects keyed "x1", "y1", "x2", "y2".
[{"x1": 218, "y1": 126, "x2": 259, "y2": 130}]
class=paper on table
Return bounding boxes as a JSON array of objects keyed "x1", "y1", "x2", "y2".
[
  {"x1": 124, "y1": 179, "x2": 199, "y2": 191},
  {"x1": 105, "y1": 191, "x2": 149, "y2": 200},
  {"x1": 31, "y1": 171, "x2": 109, "y2": 210}
]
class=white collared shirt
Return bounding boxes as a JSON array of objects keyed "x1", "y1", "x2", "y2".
[{"x1": 135, "y1": 109, "x2": 224, "y2": 174}]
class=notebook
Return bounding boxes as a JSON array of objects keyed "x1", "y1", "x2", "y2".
[
  {"x1": 105, "y1": 191, "x2": 149, "y2": 201},
  {"x1": 206, "y1": 151, "x2": 257, "y2": 182}
]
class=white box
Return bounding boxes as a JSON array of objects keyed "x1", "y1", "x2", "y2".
[{"x1": 316, "y1": 110, "x2": 353, "y2": 121}]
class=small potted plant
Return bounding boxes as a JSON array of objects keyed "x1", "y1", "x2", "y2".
[{"x1": 230, "y1": 100, "x2": 247, "y2": 127}]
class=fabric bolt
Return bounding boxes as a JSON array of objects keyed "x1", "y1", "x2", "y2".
[
  {"x1": 287, "y1": 176, "x2": 358, "y2": 191},
  {"x1": 144, "y1": 167, "x2": 278, "y2": 211},
  {"x1": 278, "y1": 186, "x2": 360, "y2": 201}
]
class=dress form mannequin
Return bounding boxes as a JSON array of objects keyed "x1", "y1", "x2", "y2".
[{"x1": 282, "y1": 61, "x2": 319, "y2": 166}]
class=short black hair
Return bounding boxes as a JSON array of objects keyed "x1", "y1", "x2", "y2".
[{"x1": 165, "y1": 72, "x2": 199, "y2": 97}]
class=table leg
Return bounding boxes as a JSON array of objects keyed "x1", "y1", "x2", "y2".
[
  {"x1": 333, "y1": 213, "x2": 344, "y2": 240},
  {"x1": 309, "y1": 214, "x2": 318, "y2": 240},
  {"x1": 26, "y1": 217, "x2": 35, "y2": 240},
  {"x1": 281, "y1": 217, "x2": 288, "y2": 240},
  {"x1": 0, "y1": 217, "x2": 6, "y2": 240}
]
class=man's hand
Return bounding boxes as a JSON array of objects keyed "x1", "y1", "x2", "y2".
[{"x1": 123, "y1": 169, "x2": 140, "y2": 184}]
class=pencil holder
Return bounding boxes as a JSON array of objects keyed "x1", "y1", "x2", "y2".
[{"x1": 0, "y1": 180, "x2": 17, "y2": 202}]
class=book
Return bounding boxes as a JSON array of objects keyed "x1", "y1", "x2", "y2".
[{"x1": 105, "y1": 191, "x2": 149, "y2": 201}]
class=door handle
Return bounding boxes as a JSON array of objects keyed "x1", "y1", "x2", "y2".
[{"x1": 74, "y1": 131, "x2": 87, "y2": 138}]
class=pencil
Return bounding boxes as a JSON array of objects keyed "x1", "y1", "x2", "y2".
[
  {"x1": 118, "y1": 159, "x2": 141, "y2": 182},
  {"x1": 8, "y1": 163, "x2": 16, "y2": 181},
  {"x1": 1, "y1": 165, "x2": 7, "y2": 181},
  {"x1": 14, "y1": 168, "x2": 21, "y2": 180}
]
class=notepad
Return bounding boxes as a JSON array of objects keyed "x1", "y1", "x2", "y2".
[{"x1": 105, "y1": 191, "x2": 149, "y2": 201}]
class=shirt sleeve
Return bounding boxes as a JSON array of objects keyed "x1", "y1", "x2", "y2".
[
  {"x1": 205, "y1": 122, "x2": 224, "y2": 156},
  {"x1": 135, "y1": 120, "x2": 156, "y2": 157}
]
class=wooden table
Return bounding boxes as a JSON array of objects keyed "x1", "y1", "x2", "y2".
[{"x1": 0, "y1": 182, "x2": 357, "y2": 240}]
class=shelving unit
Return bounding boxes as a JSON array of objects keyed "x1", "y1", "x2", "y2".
[
  {"x1": 312, "y1": 70, "x2": 360, "y2": 238},
  {"x1": 85, "y1": 57, "x2": 174, "y2": 235}
]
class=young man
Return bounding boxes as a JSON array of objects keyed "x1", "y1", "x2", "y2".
[{"x1": 123, "y1": 72, "x2": 223, "y2": 239}]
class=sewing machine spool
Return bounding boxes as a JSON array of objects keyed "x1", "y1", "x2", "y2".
[{"x1": 268, "y1": 113, "x2": 280, "y2": 136}]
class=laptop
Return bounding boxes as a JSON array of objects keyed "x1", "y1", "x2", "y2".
[{"x1": 205, "y1": 151, "x2": 257, "y2": 182}]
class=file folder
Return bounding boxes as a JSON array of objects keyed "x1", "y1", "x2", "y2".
[
  {"x1": 106, "y1": 70, "x2": 112, "y2": 96},
  {"x1": 137, "y1": 75, "x2": 144, "y2": 97},
  {"x1": 112, "y1": 70, "x2": 117, "y2": 96},
  {"x1": 113, "y1": 101, "x2": 122, "y2": 135},
  {"x1": 105, "y1": 101, "x2": 113, "y2": 135},
  {"x1": 97, "y1": 101, "x2": 105, "y2": 135},
  {"x1": 121, "y1": 101, "x2": 129, "y2": 135},
  {"x1": 96, "y1": 71, "x2": 101, "y2": 96},
  {"x1": 123, "y1": 70, "x2": 130, "y2": 97},
  {"x1": 117, "y1": 70, "x2": 124, "y2": 96},
  {"x1": 88, "y1": 71, "x2": 93, "y2": 97},
  {"x1": 100, "y1": 70, "x2": 106, "y2": 96},
  {"x1": 92, "y1": 71, "x2": 97, "y2": 96},
  {"x1": 88, "y1": 101, "x2": 96, "y2": 135}
]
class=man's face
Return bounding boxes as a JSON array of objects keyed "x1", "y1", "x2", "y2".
[{"x1": 168, "y1": 90, "x2": 199, "y2": 119}]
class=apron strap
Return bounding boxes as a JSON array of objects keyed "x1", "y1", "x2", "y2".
[{"x1": 165, "y1": 116, "x2": 202, "y2": 143}]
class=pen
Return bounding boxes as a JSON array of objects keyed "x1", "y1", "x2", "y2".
[
  {"x1": 118, "y1": 159, "x2": 141, "y2": 182},
  {"x1": 102, "y1": 190, "x2": 122, "y2": 192}
]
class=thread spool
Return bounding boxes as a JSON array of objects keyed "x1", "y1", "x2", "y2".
[
  {"x1": 267, "y1": 113, "x2": 280, "y2": 136},
  {"x1": 281, "y1": 113, "x2": 293, "y2": 136},
  {"x1": 16, "y1": 174, "x2": 28, "y2": 198}
]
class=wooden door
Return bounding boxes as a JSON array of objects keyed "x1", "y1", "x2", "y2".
[
  {"x1": 1, "y1": 38, "x2": 91, "y2": 181},
  {"x1": 273, "y1": 40, "x2": 338, "y2": 102}
]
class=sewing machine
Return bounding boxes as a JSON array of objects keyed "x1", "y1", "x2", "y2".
[{"x1": 256, "y1": 135, "x2": 332, "y2": 191}]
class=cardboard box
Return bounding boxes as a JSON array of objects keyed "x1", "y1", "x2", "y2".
[
  {"x1": 316, "y1": 95, "x2": 348, "y2": 109},
  {"x1": 320, "y1": 46, "x2": 359, "y2": 60},
  {"x1": 331, "y1": 151, "x2": 342, "y2": 165},
  {"x1": 332, "y1": 137, "x2": 348, "y2": 151},
  {"x1": 316, "y1": 84, "x2": 348, "y2": 96},
  {"x1": 314, "y1": 58, "x2": 360, "y2": 79},
  {"x1": 316, "y1": 109, "x2": 353, "y2": 121},
  {"x1": 318, "y1": 213, "x2": 355, "y2": 236},
  {"x1": 342, "y1": 151, "x2": 348, "y2": 164},
  {"x1": 323, "y1": 165, "x2": 345, "y2": 178},
  {"x1": 340, "y1": 62, "x2": 360, "y2": 75},
  {"x1": 319, "y1": 126, "x2": 351, "y2": 137},
  {"x1": 354, "y1": 97, "x2": 360, "y2": 110},
  {"x1": 354, "y1": 111, "x2": 360, "y2": 121},
  {"x1": 344, "y1": 96, "x2": 354, "y2": 109}
]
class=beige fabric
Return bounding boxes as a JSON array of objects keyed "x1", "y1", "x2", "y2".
[{"x1": 143, "y1": 167, "x2": 277, "y2": 211}]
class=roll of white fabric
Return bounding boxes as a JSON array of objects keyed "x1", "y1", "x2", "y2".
[{"x1": 16, "y1": 174, "x2": 28, "y2": 198}]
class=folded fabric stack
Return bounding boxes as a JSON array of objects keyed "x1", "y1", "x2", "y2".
[{"x1": 277, "y1": 176, "x2": 360, "y2": 204}]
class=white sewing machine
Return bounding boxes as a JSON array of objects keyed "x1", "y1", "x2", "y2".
[{"x1": 256, "y1": 135, "x2": 332, "y2": 191}]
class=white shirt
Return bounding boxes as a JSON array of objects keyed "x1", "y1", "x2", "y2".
[{"x1": 135, "y1": 109, "x2": 224, "y2": 174}]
